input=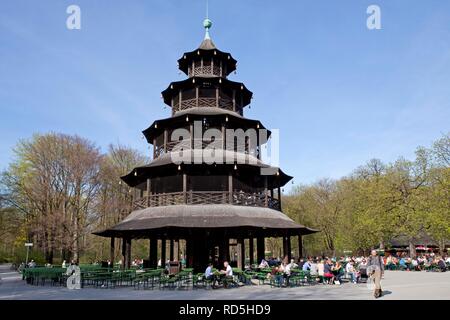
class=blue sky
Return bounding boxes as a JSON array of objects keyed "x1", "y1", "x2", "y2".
[{"x1": 1, "y1": 0, "x2": 449, "y2": 191}]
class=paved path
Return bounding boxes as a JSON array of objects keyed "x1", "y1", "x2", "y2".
[{"x1": 1, "y1": 264, "x2": 449, "y2": 300}]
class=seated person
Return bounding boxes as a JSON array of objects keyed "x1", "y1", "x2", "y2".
[
  {"x1": 259, "y1": 259, "x2": 269, "y2": 269},
  {"x1": 205, "y1": 263, "x2": 214, "y2": 279},
  {"x1": 332, "y1": 261, "x2": 344, "y2": 284},
  {"x1": 437, "y1": 257, "x2": 447, "y2": 272},
  {"x1": 220, "y1": 261, "x2": 233, "y2": 277},
  {"x1": 345, "y1": 260, "x2": 358, "y2": 283},
  {"x1": 323, "y1": 259, "x2": 335, "y2": 284},
  {"x1": 204, "y1": 262, "x2": 216, "y2": 287},
  {"x1": 309, "y1": 260, "x2": 319, "y2": 276}
]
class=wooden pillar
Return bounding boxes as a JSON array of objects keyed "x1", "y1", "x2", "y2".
[
  {"x1": 183, "y1": 173, "x2": 187, "y2": 204},
  {"x1": 110, "y1": 237, "x2": 115, "y2": 268},
  {"x1": 195, "y1": 87, "x2": 199, "y2": 108},
  {"x1": 287, "y1": 236, "x2": 292, "y2": 261},
  {"x1": 175, "y1": 240, "x2": 180, "y2": 261},
  {"x1": 149, "y1": 238, "x2": 157, "y2": 269},
  {"x1": 232, "y1": 90, "x2": 236, "y2": 111},
  {"x1": 161, "y1": 239, "x2": 167, "y2": 266},
  {"x1": 121, "y1": 238, "x2": 126, "y2": 269},
  {"x1": 186, "y1": 238, "x2": 194, "y2": 268},
  {"x1": 283, "y1": 237, "x2": 288, "y2": 259},
  {"x1": 278, "y1": 187, "x2": 282, "y2": 208},
  {"x1": 228, "y1": 173, "x2": 233, "y2": 204},
  {"x1": 178, "y1": 89, "x2": 182, "y2": 110},
  {"x1": 240, "y1": 239, "x2": 246, "y2": 270},
  {"x1": 147, "y1": 178, "x2": 151, "y2": 206},
  {"x1": 249, "y1": 238, "x2": 254, "y2": 266},
  {"x1": 124, "y1": 238, "x2": 131, "y2": 269},
  {"x1": 163, "y1": 129, "x2": 168, "y2": 152},
  {"x1": 153, "y1": 138, "x2": 156, "y2": 159},
  {"x1": 169, "y1": 239, "x2": 174, "y2": 261},
  {"x1": 257, "y1": 237, "x2": 265, "y2": 264},
  {"x1": 219, "y1": 238, "x2": 229, "y2": 265},
  {"x1": 298, "y1": 235, "x2": 303, "y2": 259},
  {"x1": 216, "y1": 88, "x2": 219, "y2": 108},
  {"x1": 264, "y1": 176, "x2": 268, "y2": 207}
]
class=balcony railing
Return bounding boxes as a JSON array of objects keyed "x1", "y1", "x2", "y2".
[
  {"x1": 172, "y1": 97, "x2": 243, "y2": 115},
  {"x1": 132, "y1": 191, "x2": 281, "y2": 211},
  {"x1": 154, "y1": 139, "x2": 257, "y2": 158},
  {"x1": 188, "y1": 65, "x2": 221, "y2": 77}
]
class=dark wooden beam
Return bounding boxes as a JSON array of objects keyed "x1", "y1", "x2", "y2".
[
  {"x1": 161, "y1": 238, "x2": 167, "y2": 266},
  {"x1": 110, "y1": 237, "x2": 115, "y2": 268},
  {"x1": 228, "y1": 173, "x2": 233, "y2": 204},
  {"x1": 149, "y1": 238, "x2": 157, "y2": 269},
  {"x1": 283, "y1": 236, "x2": 288, "y2": 259},
  {"x1": 298, "y1": 235, "x2": 303, "y2": 259},
  {"x1": 169, "y1": 239, "x2": 174, "y2": 261},
  {"x1": 287, "y1": 236, "x2": 292, "y2": 261},
  {"x1": 240, "y1": 238, "x2": 245, "y2": 270},
  {"x1": 183, "y1": 173, "x2": 187, "y2": 204},
  {"x1": 264, "y1": 177, "x2": 268, "y2": 207},
  {"x1": 257, "y1": 237, "x2": 265, "y2": 264},
  {"x1": 121, "y1": 237, "x2": 126, "y2": 269}
]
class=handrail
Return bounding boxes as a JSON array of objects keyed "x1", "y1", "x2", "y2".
[{"x1": 133, "y1": 191, "x2": 281, "y2": 211}]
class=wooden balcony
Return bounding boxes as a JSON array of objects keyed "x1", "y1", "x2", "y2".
[
  {"x1": 172, "y1": 97, "x2": 243, "y2": 115},
  {"x1": 132, "y1": 191, "x2": 281, "y2": 211},
  {"x1": 188, "y1": 65, "x2": 221, "y2": 77}
]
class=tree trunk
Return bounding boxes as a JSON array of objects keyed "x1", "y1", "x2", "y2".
[{"x1": 409, "y1": 241, "x2": 416, "y2": 258}]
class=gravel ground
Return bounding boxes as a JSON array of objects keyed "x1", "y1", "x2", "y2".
[{"x1": 1, "y1": 264, "x2": 449, "y2": 300}]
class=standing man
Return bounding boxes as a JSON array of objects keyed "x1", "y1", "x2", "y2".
[{"x1": 367, "y1": 250, "x2": 384, "y2": 298}]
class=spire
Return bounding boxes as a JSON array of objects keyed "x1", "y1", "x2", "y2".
[
  {"x1": 203, "y1": 18, "x2": 212, "y2": 40},
  {"x1": 199, "y1": 18, "x2": 216, "y2": 49},
  {"x1": 198, "y1": 0, "x2": 216, "y2": 49}
]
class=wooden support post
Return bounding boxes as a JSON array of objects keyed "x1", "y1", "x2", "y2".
[
  {"x1": 219, "y1": 238, "x2": 229, "y2": 266},
  {"x1": 228, "y1": 173, "x2": 233, "y2": 204},
  {"x1": 216, "y1": 88, "x2": 219, "y2": 108},
  {"x1": 232, "y1": 90, "x2": 236, "y2": 111},
  {"x1": 264, "y1": 176, "x2": 268, "y2": 207},
  {"x1": 164, "y1": 129, "x2": 168, "y2": 152},
  {"x1": 153, "y1": 138, "x2": 156, "y2": 159},
  {"x1": 240, "y1": 239, "x2": 246, "y2": 270},
  {"x1": 169, "y1": 239, "x2": 174, "y2": 261},
  {"x1": 196, "y1": 87, "x2": 199, "y2": 108},
  {"x1": 186, "y1": 238, "x2": 194, "y2": 268},
  {"x1": 249, "y1": 238, "x2": 254, "y2": 266},
  {"x1": 283, "y1": 237, "x2": 288, "y2": 259},
  {"x1": 149, "y1": 238, "x2": 157, "y2": 269},
  {"x1": 287, "y1": 236, "x2": 292, "y2": 261},
  {"x1": 298, "y1": 235, "x2": 303, "y2": 260},
  {"x1": 161, "y1": 239, "x2": 167, "y2": 266},
  {"x1": 257, "y1": 237, "x2": 265, "y2": 264},
  {"x1": 110, "y1": 237, "x2": 115, "y2": 268},
  {"x1": 121, "y1": 238, "x2": 126, "y2": 269},
  {"x1": 147, "y1": 178, "x2": 151, "y2": 206},
  {"x1": 183, "y1": 173, "x2": 187, "y2": 204},
  {"x1": 124, "y1": 238, "x2": 131, "y2": 269},
  {"x1": 278, "y1": 187, "x2": 282, "y2": 208},
  {"x1": 175, "y1": 240, "x2": 180, "y2": 261}
]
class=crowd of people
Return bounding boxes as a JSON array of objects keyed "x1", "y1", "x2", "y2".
[{"x1": 250, "y1": 251, "x2": 449, "y2": 286}]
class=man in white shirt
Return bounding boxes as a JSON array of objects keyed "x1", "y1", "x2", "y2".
[
  {"x1": 345, "y1": 260, "x2": 358, "y2": 283},
  {"x1": 221, "y1": 261, "x2": 233, "y2": 276}
]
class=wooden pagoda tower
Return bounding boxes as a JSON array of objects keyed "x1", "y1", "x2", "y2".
[{"x1": 95, "y1": 19, "x2": 317, "y2": 271}]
